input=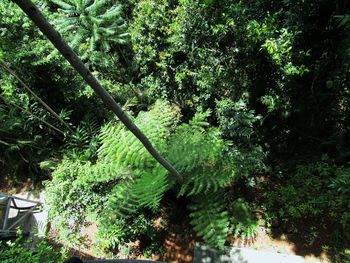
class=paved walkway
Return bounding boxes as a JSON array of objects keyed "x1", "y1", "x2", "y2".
[{"x1": 194, "y1": 243, "x2": 305, "y2": 263}]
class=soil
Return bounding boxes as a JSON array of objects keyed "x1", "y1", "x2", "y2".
[
  {"x1": 12, "y1": 212, "x2": 335, "y2": 263},
  {"x1": 84, "y1": 194, "x2": 331, "y2": 263},
  {"x1": 0, "y1": 164, "x2": 36, "y2": 195},
  {"x1": 160, "y1": 197, "x2": 195, "y2": 263},
  {"x1": 236, "y1": 228, "x2": 330, "y2": 263},
  {"x1": 159, "y1": 226, "x2": 330, "y2": 263},
  {"x1": 39, "y1": 220, "x2": 334, "y2": 263}
]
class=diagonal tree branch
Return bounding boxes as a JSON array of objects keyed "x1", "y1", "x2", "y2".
[{"x1": 12, "y1": 0, "x2": 183, "y2": 182}]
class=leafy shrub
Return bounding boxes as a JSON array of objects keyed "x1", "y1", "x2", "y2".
[
  {"x1": 97, "y1": 213, "x2": 162, "y2": 256},
  {"x1": 44, "y1": 159, "x2": 111, "y2": 246},
  {"x1": 215, "y1": 97, "x2": 266, "y2": 179},
  {"x1": 330, "y1": 167, "x2": 350, "y2": 241},
  {"x1": 129, "y1": 0, "x2": 254, "y2": 109},
  {"x1": 247, "y1": 15, "x2": 308, "y2": 76},
  {"x1": 263, "y1": 158, "x2": 349, "y2": 245},
  {"x1": 333, "y1": 249, "x2": 350, "y2": 263},
  {"x1": 0, "y1": 235, "x2": 63, "y2": 263},
  {"x1": 216, "y1": 97, "x2": 261, "y2": 142},
  {"x1": 265, "y1": 159, "x2": 337, "y2": 221},
  {"x1": 330, "y1": 167, "x2": 350, "y2": 209}
]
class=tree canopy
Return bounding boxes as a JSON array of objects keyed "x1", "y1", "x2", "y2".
[{"x1": 0, "y1": 0, "x2": 349, "y2": 261}]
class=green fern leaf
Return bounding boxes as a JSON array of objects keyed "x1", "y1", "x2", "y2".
[
  {"x1": 108, "y1": 166, "x2": 169, "y2": 217},
  {"x1": 188, "y1": 192, "x2": 229, "y2": 249}
]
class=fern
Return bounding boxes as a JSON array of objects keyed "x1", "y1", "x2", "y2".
[
  {"x1": 229, "y1": 198, "x2": 259, "y2": 241},
  {"x1": 98, "y1": 100, "x2": 180, "y2": 169},
  {"x1": 108, "y1": 166, "x2": 169, "y2": 217},
  {"x1": 80, "y1": 161, "x2": 132, "y2": 185},
  {"x1": 51, "y1": 159, "x2": 131, "y2": 187},
  {"x1": 46, "y1": 100, "x2": 238, "y2": 248},
  {"x1": 97, "y1": 123, "x2": 153, "y2": 168},
  {"x1": 83, "y1": 101, "x2": 178, "y2": 217},
  {"x1": 51, "y1": 0, "x2": 129, "y2": 58},
  {"x1": 166, "y1": 111, "x2": 234, "y2": 197},
  {"x1": 188, "y1": 192, "x2": 229, "y2": 249},
  {"x1": 233, "y1": 221, "x2": 259, "y2": 241},
  {"x1": 178, "y1": 166, "x2": 232, "y2": 197}
]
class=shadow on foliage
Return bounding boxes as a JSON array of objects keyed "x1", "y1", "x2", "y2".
[{"x1": 252, "y1": 160, "x2": 350, "y2": 262}]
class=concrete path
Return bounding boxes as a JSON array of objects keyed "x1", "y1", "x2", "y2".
[{"x1": 194, "y1": 243, "x2": 305, "y2": 263}]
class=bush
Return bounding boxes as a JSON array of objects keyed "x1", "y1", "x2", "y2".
[
  {"x1": 263, "y1": 157, "x2": 349, "y2": 246},
  {"x1": 0, "y1": 235, "x2": 63, "y2": 263},
  {"x1": 97, "y1": 213, "x2": 163, "y2": 256}
]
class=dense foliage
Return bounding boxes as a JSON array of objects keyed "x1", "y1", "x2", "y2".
[
  {"x1": 0, "y1": 235, "x2": 63, "y2": 263},
  {"x1": 45, "y1": 101, "x2": 240, "y2": 249},
  {"x1": 0, "y1": 0, "x2": 349, "y2": 261}
]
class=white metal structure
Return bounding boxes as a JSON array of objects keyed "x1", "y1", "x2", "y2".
[{"x1": 0, "y1": 192, "x2": 41, "y2": 238}]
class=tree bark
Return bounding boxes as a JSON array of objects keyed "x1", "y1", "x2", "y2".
[{"x1": 12, "y1": 0, "x2": 182, "y2": 182}]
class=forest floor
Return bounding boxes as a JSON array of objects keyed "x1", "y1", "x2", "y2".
[
  {"x1": 0, "y1": 174, "x2": 330, "y2": 263},
  {"x1": 51, "y1": 219, "x2": 329, "y2": 263},
  {"x1": 0, "y1": 165, "x2": 40, "y2": 195},
  {"x1": 47, "y1": 196, "x2": 330, "y2": 263}
]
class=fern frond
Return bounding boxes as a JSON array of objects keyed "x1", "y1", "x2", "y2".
[
  {"x1": 178, "y1": 167, "x2": 232, "y2": 197},
  {"x1": 166, "y1": 111, "x2": 233, "y2": 197},
  {"x1": 230, "y1": 198, "x2": 259, "y2": 241},
  {"x1": 167, "y1": 112, "x2": 226, "y2": 171},
  {"x1": 51, "y1": 0, "x2": 73, "y2": 10},
  {"x1": 98, "y1": 101, "x2": 180, "y2": 169},
  {"x1": 108, "y1": 166, "x2": 169, "y2": 217},
  {"x1": 51, "y1": 0, "x2": 129, "y2": 59},
  {"x1": 52, "y1": 159, "x2": 132, "y2": 187},
  {"x1": 188, "y1": 192, "x2": 229, "y2": 249},
  {"x1": 189, "y1": 109, "x2": 211, "y2": 129}
]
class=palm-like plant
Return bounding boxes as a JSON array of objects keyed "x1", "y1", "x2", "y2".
[{"x1": 51, "y1": 0, "x2": 129, "y2": 58}]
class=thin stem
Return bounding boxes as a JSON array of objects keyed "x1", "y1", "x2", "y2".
[
  {"x1": 0, "y1": 95, "x2": 65, "y2": 135},
  {"x1": 0, "y1": 139, "x2": 10, "y2": 146},
  {"x1": 0, "y1": 60, "x2": 74, "y2": 133}
]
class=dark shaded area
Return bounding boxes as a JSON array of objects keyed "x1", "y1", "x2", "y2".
[{"x1": 160, "y1": 193, "x2": 195, "y2": 263}]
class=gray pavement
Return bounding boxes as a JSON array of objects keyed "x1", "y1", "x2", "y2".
[{"x1": 194, "y1": 243, "x2": 305, "y2": 263}]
